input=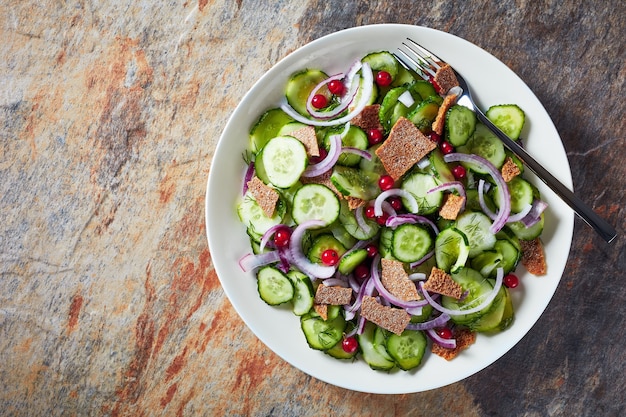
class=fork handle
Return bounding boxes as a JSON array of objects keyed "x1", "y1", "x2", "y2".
[{"x1": 475, "y1": 111, "x2": 617, "y2": 243}]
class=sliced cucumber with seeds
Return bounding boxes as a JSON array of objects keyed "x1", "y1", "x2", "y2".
[
  {"x1": 261, "y1": 136, "x2": 308, "y2": 188},
  {"x1": 401, "y1": 172, "x2": 443, "y2": 215},
  {"x1": 237, "y1": 192, "x2": 286, "y2": 240},
  {"x1": 278, "y1": 121, "x2": 309, "y2": 136},
  {"x1": 338, "y1": 248, "x2": 368, "y2": 275},
  {"x1": 442, "y1": 268, "x2": 495, "y2": 325},
  {"x1": 470, "y1": 250, "x2": 503, "y2": 277},
  {"x1": 338, "y1": 198, "x2": 379, "y2": 241},
  {"x1": 409, "y1": 80, "x2": 439, "y2": 102},
  {"x1": 459, "y1": 124, "x2": 506, "y2": 172},
  {"x1": 428, "y1": 148, "x2": 455, "y2": 183},
  {"x1": 257, "y1": 266, "x2": 294, "y2": 306},
  {"x1": 435, "y1": 227, "x2": 470, "y2": 273},
  {"x1": 506, "y1": 212, "x2": 545, "y2": 240},
  {"x1": 307, "y1": 234, "x2": 347, "y2": 264},
  {"x1": 446, "y1": 105, "x2": 476, "y2": 147},
  {"x1": 300, "y1": 311, "x2": 346, "y2": 351},
  {"x1": 486, "y1": 104, "x2": 525, "y2": 140},
  {"x1": 287, "y1": 271, "x2": 314, "y2": 316},
  {"x1": 378, "y1": 226, "x2": 395, "y2": 259},
  {"x1": 292, "y1": 184, "x2": 340, "y2": 226},
  {"x1": 407, "y1": 97, "x2": 440, "y2": 133},
  {"x1": 455, "y1": 211, "x2": 497, "y2": 257},
  {"x1": 324, "y1": 125, "x2": 368, "y2": 167},
  {"x1": 331, "y1": 165, "x2": 380, "y2": 201},
  {"x1": 492, "y1": 177, "x2": 535, "y2": 214},
  {"x1": 361, "y1": 51, "x2": 399, "y2": 80},
  {"x1": 286, "y1": 69, "x2": 329, "y2": 117},
  {"x1": 385, "y1": 329, "x2": 427, "y2": 371},
  {"x1": 468, "y1": 283, "x2": 509, "y2": 332},
  {"x1": 249, "y1": 108, "x2": 294, "y2": 153},
  {"x1": 358, "y1": 321, "x2": 396, "y2": 371},
  {"x1": 379, "y1": 86, "x2": 409, "y2": 132},
  {"x1": 494, "y1": 239, "x2": 521, "y2": 275},
  {"x1": 391, "y1": 223, "x2": 434, "y2": 263}
]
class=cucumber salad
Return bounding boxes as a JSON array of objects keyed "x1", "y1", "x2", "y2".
[{"x1": 236, "y1": 50, "x2": 548, "y2": 372}]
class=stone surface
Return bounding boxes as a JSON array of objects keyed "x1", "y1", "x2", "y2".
[{"x1": 1, "y1": 0, "x2": 624, "y2": 416}]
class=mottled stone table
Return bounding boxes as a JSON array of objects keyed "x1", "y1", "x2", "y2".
[{"x1": 1, "y1": 1, "x2": 624, "y2": 416}]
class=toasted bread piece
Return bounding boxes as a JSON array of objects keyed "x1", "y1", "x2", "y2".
[
  {"x1": 350, "y1": 104, "x2": 383, "y2": 132},
  {"x1": 374, "y1": 117, "x2": 437, "y2": 180},
  {"x1": 423, "y1": 267, "x2": 464, "y2": 299},
  {"x1": 247, "y1": 176, "x2": 279, "y2": 218},
  {"x1": 520, "y1": 238, "x2": 547, "y2": 275},
  {"x1": 501, "y1": 156, "x2": 522, "y2": 182},
  {"x1": 313, "y1": 303, "x2": 328, "y2": 320},
  {"x1": 289, "y1": 125, "x2": 320, "y2": 157},
  {"x1": 434, "y1": 63, "x2": 460, "y2": 94},
  {"x1": 439, "y1": 193, "x2": 466, "y2": 220},
  {"x1": 431, "y1": 327, "x2": 476, "y2": 360},
  {"x1": 315, "y1": 284, "x2": 353, "y2": 306},
  {"x1": 431, "y1": 93, "x2": 458, "y2": 136},
  {"x1": 360, "y1": 296, "x2": 411, "y2": 335},
  {"x1": 380, "y1": 258, "x2": 420, "y2": 301},
  {"x1": 346, "y1": 196, "x2": 366, "y2": 210}
]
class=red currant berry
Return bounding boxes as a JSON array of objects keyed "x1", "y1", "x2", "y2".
[
  {"x1": 342, "y1": 336, "x2": 358, "y2": 354},
  {"x1": 376, "y1": 212, "x2": 389, "y2": 226},
  {"x1": 428, "y1": 75, "x2": 442, "y2": 93},
  {"x1": 503, "y1": 273, "x2": 519, "y2": 288},
  {"x1": 310, "y1": 147, "x2": 327, "y2": 164},
  {"x1": 365, "y1": 206, "x2": 376, "y2": 219},
  {"x1": 388, "y1": 196, "x2": 403, "y2": 211},
  {"x1": 353, "y1": 263, "x2": 370, "y2": 281},
  {"x1": 327, "y1": 79, "x2": 345, "y2": 96},
  {"x1": 273, "y1": 227, "x2": 291, "y2": 248},
  {"x1": 365, "y1": 243, "x2": 378, "y2": 258},
  {"x1": 452, "y1": 165, "x2": 467, "y2": 180},
  {"x1": 436, "y1": 327, "x2": 453, "y2": 339},
  {"x1": 441, "y1": 141, "x2": 454, "y2": 155},
  {"x1": 429, "y1": 132, "x2": 442, "y2": 144},
  {"x1": 311, "y1": 94, "x2": 328, "y2": 109},
  {"x1": 378, "y1": 175, "x2": 395, "y2": 191},
  {"x1": 375, "y1": 70, "x2": 393, "y2": 87},
  {"x1": 367, "y1": 128, "x2": 384, "y2": 146},
  {"x1": 320, "y1": 249, "x2": 339, "y2": 266}
]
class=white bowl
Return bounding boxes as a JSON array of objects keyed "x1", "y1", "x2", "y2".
[{"x1": 206, "y1": 24, "x2": 574, "y2": 394}]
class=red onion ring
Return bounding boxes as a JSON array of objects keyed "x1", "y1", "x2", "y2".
[
  {"x1": 385, "y1": 213, "x2": 439, "y2": 235},
  {"x1": 405, "y1": 313, "x2": 451, "y2": 331},
  {"x1": 445, "y1": 153, "x2": 510, "y2": 234},
  {"x1": 374, "y1": 188, "x2": 419, "y2": 217},
  {"x1": 238, "y1": 251, "x2": 281, "y2": 273},
  {"x1": 305, "y1": 73, "x2": 356, "y2": 120},
  {"x1": 242, "y1": 161, "x2": 255, "y2": 196},
  {"x1": 302, "y1": 130, "x2": 343, "y2": 177},
  {"x1": 426, "y1": 328, "x2": 457, "y2": 349},
  {"x1": 370, "y1": 255, "x2": 429, "y2": 309},
  {"x1": 259, "y1": 223, "x2": 287, "y2": 252},
  {"x1": 354, "y1": 205, "x2": 374, "y2": 235},
  {"x1": 341, "y1": 147, "x2": 372, "y2": 160},
  {"x1": 419, "y1": 268, "x2": 504, "y2": 316}
]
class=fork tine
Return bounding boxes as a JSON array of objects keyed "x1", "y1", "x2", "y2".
[{"x1": 394, "y1": 38, "x2": 444, "y2": 81}]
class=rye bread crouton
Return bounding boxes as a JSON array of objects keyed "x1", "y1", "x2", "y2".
[
  {"x1": 520, "y1": 238, "x2": 547, "y2": 275},
  {"x1": 433, "y1": 63, "x2": 460, "y2": 95},
  {"x1": 431, "y1": 93, "x2": 458, "y2": 136},
  {"x1": 360, "y1": 296, "x2": 411, "y2": 335},
  {"x1": 439, "y1": 193, "x2": 466, "y2": 220},
  {"x1": 315, "y1": 284, "x2": 353, "y2": 306},
  {"x1": 289, "y1": 125, "x2": 320, "y2": 157},
  {"x1": 313, "y1": 303, "x2": 328, "y2": 320},
  {"x1": 380, "y1": 258, "x2": 421, "y2": 301},
  {"x1": 350, "y1": 104, "x2": 383, "y2": 132},
  {"x1": 374, "y1": 117, "x2": 437, "y2": 180},
  {"x1": 423, "y1": 267, "x2": 464, "y2": 299},
  {"x1": 247, "y1": 176, "x2": 279, "y2": 218},
  {"x1": 431, "y1": 327, "x2": 476, "y2": 360},
  {"x1": 501, "y1": 156, "x2": 522, "y2": 182}
]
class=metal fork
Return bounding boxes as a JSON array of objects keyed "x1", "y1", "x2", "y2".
[{"x1": 394, "y1": 38, "x2": 617, "y2": 243}]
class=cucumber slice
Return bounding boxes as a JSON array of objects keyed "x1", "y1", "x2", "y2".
[
  {"x1": 409, "y1": 303, "x2": 433, "y2": 323},
  {"x1": 442, "y1": 268, "x2": 495, "y2": 325},
  {"x1": 455, "y1": 211, "x2": 497, "y2": 257},
  {"x1": 330, "y1": 165, "x2": 380, "y2": 200},
  {"x1": 470, "y1": 250, "x2": 503, "y2": 277},
  {"x1": 249, "y1": 108, "x2": 294, "y2": 153},
  {"x1": 285, "y1": 69, "x2": 329, "y2": 117},
  {"x1": 338, "y1": 248, "x2": 368, "y2": 275},
  {"x1": 307, "y1": 234, "x2": 347, "y2": 264},
  {"x1": 406, "y1": 97, "x2": 440, "y2": 133},
  {"x1": 338, "y1": 198, "x2": 379, "y2": 240},
  {"x1": 392, "y1": 64, "x2": 416, "y2": 87},
  {"x1": 287, "y1": 271, "x2": 314, "y2": 316},
  {"x1": 401, "y1": 172, "x2": 443, "y2": 215},
  {"x1": 409, "y1": 80, "x2": 439, "y2": 102},
  {"x1": 359, "y1": 143, "x2": 386, "y2": 175},
  {"x1": 459, "y1": 124, "x2": 506, "y2": 171},
  {"x1": 493, "y1": 177, "x2": 535, "y2": 213},
  {"x1": 385, "y1": 329, "x2": 427, "y2": 371},
  {"x1": 361, "y1": 51, "x2": 399, "y2": 80},
  {"x1": 428, "y1": 148, "x2": 455, "y2": 183},
  {"x1": 445, "y1": 105, "x2": 476, "y2": 146},
  {"x1": 435, "y1": 227, "x2": 470, "y2": 273},
  {"x1": 261, "y1": 136, "x2": 308, "y2": 188},
  {"x1": 325, "y1": 338, "x2": 358, "y2": 360},
  {"x1": 237, "y1": 192, "x2": 286, "y2": 240},
  {"x1": 278, "y1": 121, "x2": 309, "y2": 136},
  {"x1": 391, "y1": 223, "x2": 433, "y2": 263},
  {"x1": 300, "y1": 312, "x2": 346, "y2": 351},
  {"x1": 291, "y1": 184, "x2": 340, "y2": 226},
  {"x1": 378, "y1": 226, "x2": 395, "y2": 259},
  {"x1": 379, "y1": 86, "x2": 409, "y2": 132},
  {"x1": 486, "y1": 104, "x2": 525, "y2": 140},
  {"x1": 506, "y1": 212, "x2": 545, "y2": 240},
  {"x1": 468, "y1": 283, "x2": 508, "y2": 332},
  {"x1": 324, "y1": 125, "x2": 368, "y2": 167},
  {"x1": 257, "y1": 266, "x2": 294, "y2": 306},
  {"x1": 494, "y1": 239, "x2": 521, "y2": 275},
  {"x1": 358, "y1": 322, "x2": 396, "y2": 371}
]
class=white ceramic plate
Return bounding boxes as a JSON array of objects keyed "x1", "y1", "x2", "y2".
[{"x1": 206, "y1": 24, "x2": 574, "y2": 394}]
